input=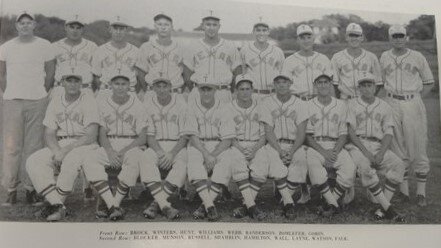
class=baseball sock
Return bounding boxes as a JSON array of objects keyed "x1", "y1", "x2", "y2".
[
  {"x1": 275, "y1": 178, "x2": 294, "y2": 205},
  {"x1": 249, "y1": 177, "x2": 264, "y2": 200},
  {"x1": 193, "y1": 180, "x2": 214, "y2": 208},
  {"x1": 40, "y1": 184, "x2": 63, "y2": 205},
  {"x1": 400, "y1": 169, "x2": 409, "y2": 196},
  {"x1": 318, "y1": 182, "x2": 338, "y2": 207},
  {"x1": 332, "y1": 182, "x2": 346, "y2": 201},
  {"x1": 384, "y1": 179, "x2": 399, "y2": 201},
  {"x1": 90, "y1": 180, "x2": 114, "y2": 208},
  {"x1": 56, "y1": 188, "x2": 71, "y2": 203},
  {"x1": 369, "y1": 183, "x2": 391, "y2": 211},
  {"x1": 163, "y1": 181, "x2": 178, "y2": 196},
  {"x1": 237, "y1": 179, "x2": 255, "y2": 208},
  {"x1": 287, "y1": 181, "x2": 301, "y2": 197},
  {"x1": 299, "y1": 183, "x2": 311, "y2": 203},
  {"x1": 114, "y1": 181, "x2": 130, "y2": 206},
  {"x1": 209, "y1": 182, "x2": 222, "y2": 202},
  {"x1": 146, "y1": 182, "x2": 170, "y2": 209},
  {"x1": 416, "y1": 172, "x2": 427, "y2": 196}
]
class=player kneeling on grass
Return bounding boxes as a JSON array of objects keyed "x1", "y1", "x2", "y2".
[
  {"x1": 83, "y1": 70, "x2": 149, "y2": 221},
  {"x1": 140, "y1": 75, "x2": 188, "y2": 220},
  {"x1": 220, "y1": 74, "x2": 267, "y2": 221},
  {"x1": 183, "y1": 75, "x2": 237, "y2": 222},
  {"x1": 255, "y1": 74, "x2": 309, "y2": 220},
  {"x1": 26, "y1": 67, "x2": 101, "y2": 222},
  {"x1": 305, "y1": 71, "x2": 356, "y2": 217},
  {"x1": 346, "y1": 72, "x2": 405, "y2": 222}
]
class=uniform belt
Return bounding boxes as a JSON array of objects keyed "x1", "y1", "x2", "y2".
[
  {"x1": 107, "y1": 135, "x2": 137, "y2": 139},
  {"x1": 236, "y1": 138, "x2": 260, "y2": 142},
  {"x1": 314, "y1": 136, "x2": 338, "y2": 142},
  {"x1": 278, "y1": 138, "x2": 296, "y2": 144},
  {"x1": 200, "y1": 137, "x2": 221, "y2": 142},
  {"x1": 358, "y1": 136, "x2": 381, "y2": 143},
  {"x1": 196, "y1": 84, "x2": 229, "y2": 90},
  {"x1": 294, "y1": 94, "x2": 315, "y2": 101},
  {"x1": 171, "y1": 87, "x2": 183, "y2": 93},
  {"x1": 101, "y1": 85, "x2": 136, "y2": 92},
  {"x1": 157, "y1": 139, "x2": 179, "y2": 141},
  {"x1": 253, "y1": 89, "x2": 274, "y2": 94},
  {"x1": 57, "y1": 135, "x2": 81, "y2": 141},
  {"x1": 387, "y1": 92, "x2": 415, "y2": 100}
]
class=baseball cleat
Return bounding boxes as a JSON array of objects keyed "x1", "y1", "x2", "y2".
[
  {"x1": 162, "y1": 206, "x2": 180, "y2": 220},
  {"x1": 395, "y1": 192, "x2": 410, "y2": 203},
  {"x1": 373, "y1": 208, "x2": 385, "y2": 220},
  {"x1": 320, "y1": 204, "x2": 339, "y2": 217},
  {"x1": 193, "y1": 204, "x2": 206, "y2": 219},
  {"x1": 143, "y1": 201, "x2": 160, "y2": 219},
  {"x1": 46, "y1": 204, "x2": 67, "y2": 222},
  {"x1": 283, "y1": 203, "x2": 297, "y2": 220},
  {"x1": 83, "y1": 187, "x2": 95, "y2": 203},
  {"x1": 109, "y1": 206, "x2": 125, "y2": 221},
  {"x1": 35, "y1": 203, "x2": 57, "y2": 218},
  {"x1": 248, "y1": 205, "x2": 266, "y2": 221},
  {"x1": 26, "y1": 190, "x2": 45, "y2": 207},
  {"x1": 232, "y1": 205, "x2": 247, "y2": 219},
  {"x1": 416, "y1": 195, "x2": 427, "y2": 207},
  {"x1": 2, "y1": 191, "x2": 17, "y2": 207},
  {"x1": 206, "y1": 206, "x2": 220, "y2": 222},
  {"x1": 384, "y1": 206, "x2": 405, "y2": 222},
  {"x1": 95, "y1": 197, "x2": 110, "y2": 219}
]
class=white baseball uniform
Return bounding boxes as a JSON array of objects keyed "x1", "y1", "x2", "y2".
[
  {"x1": 346, "y1": 97, "x2": 404, "y2": 188},
  {"x1": 255, "y1": 95, "x2": 309, "y2": 183},
  {"x1": 282, "y1": 51, "x2": 332, "y2": 98},
  {"x1": 185, "y1": 38, "x2": 240, "y2": 102},
  {"x1": 183, "y1": 97, "x2": 236, "y2": 184},
  {"x1": 83, "y1": 93, "x2": 151, "y2": 187},
  {"x1": 239, "y1": 41, "x2": 284, "y2": 94},
  {"x1": 305, "y1": 97, "x2": 356, "y2": 189},
  {"x1": 92, "y1": 42, "x2": 139, "y2": 92},
  {"x1": 26, "y1": 91, "x2": 100, "y2": 197},
  {"x1": 331, "y1": 49, "x2": 382, "y2": 98},
  {"x1": 139, "y1": 93, "x2": 188, "y2": 188},
  {"x1": 136, "y1": 38, "x2": 185, "y2": 90},
  {"x1": 380, "y1": 48, "x2": 434, "y2": 175}
]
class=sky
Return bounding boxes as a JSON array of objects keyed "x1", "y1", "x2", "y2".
[{"x1": 0, "y1": 0, "x2": 426, "y2": 33}]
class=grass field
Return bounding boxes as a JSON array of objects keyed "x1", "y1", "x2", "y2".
[{"x1": 0, "y1": 40, "x2": 440, "y2": 224}]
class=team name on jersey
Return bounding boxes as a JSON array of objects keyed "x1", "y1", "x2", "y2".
[
  {"x1": 56, "y1": 52, "x2": 91, "y2": 65},
  {"x1": 309, "y1": 112, "x2": 340, "y2": 126},
  {"x1": 248, "y1": 56, "x2": 278, "y2": 68},
  {"x1": 233, "y1": 112, "x2": 259, "y2": 125},
  {"x1": 55, "y1": 110, "x2": 84, "y2": 126},
  {"x1": 290, "y1": 62, "x2": 326, "y2": 76},
  {"x1": 149, "y1": 53, "x2": 181, "y2": 66},
  {"x1": 102, "y1": 56, "x2": 135, "y2": 69},
  {"x1": 102, "y1": 112, "x2": 136, "y2": 131},
  {"x1": 195, "y1": 50, "x2": 234, "y2": 66},
  {"x1": 383, "y1": 62, "x2": 418, "y2": 76},
  {"x1": 151, "y1": 112, "x2": 179, "y2": 124},
  {"x1": 270, "y1": 108, "x2": 298, "y2": 120},
  {"x1": 355, "y1": 111, "x2": 382, "y2": 126}
]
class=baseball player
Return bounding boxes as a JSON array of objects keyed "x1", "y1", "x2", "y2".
[
  {"x1": 331, "y1": 23, "x2": 382, "y2": 99},
  {"x1": 52, "y1": 14, "x2": 97, "y2": 97},
  {"x1": 139, "y1": 74, "x2": 188, "y2": 220},
  {"x1": 92, "y1": 16, "x2": 140, "y2": 99},
  {"x1": 255, "y1": 73, "x2": 309, "y2": 220},
  {"x1": 0, "y1": 12, "x2": 55, "y2": 206},
  {"x1": 282, "y1": 24, "x2": 333, "y2": 101},
  {"x1": 346, "y1": 72, "x2": 405, "y2": 221},
  {"x1": 183, "y1": 74, "x2": 237, "y2": 221},
  {"x1": 238, "y1": 22, "x2": 285, "y2": 99},
  {"x1": 82, "y1": 69, "x2": 150, "y2": 221},
  {"x1": 380, "y1": 25, "x2": 434, "y2": 207},
  {"x1": 136, "y1": 14, "x2": 188, "y2": 101},
  {"x1": 184, "y1": 12, "x2": 240, "y2": 103},
  {"x1": 25, "y1": 67, "x2": 102, "y2": 221},
  {"x1": 220, "y1": 74, "x2": 267, "y2": 220},
  {"x1": 305, "y1": 71, "x2": 356, "y2": 216}
]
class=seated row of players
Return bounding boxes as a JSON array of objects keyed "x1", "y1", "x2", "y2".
[{"x1": 26, "y1": 64, "x2": 405, "y2": 222}]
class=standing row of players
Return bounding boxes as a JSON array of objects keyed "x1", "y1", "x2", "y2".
[{"x1": 1, "y1": 12, "x2": 434, "y2": 222}]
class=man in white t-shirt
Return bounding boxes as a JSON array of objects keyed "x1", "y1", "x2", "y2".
[{"x1": 0, "y1": 12, "x2": 56, "y2": 206}]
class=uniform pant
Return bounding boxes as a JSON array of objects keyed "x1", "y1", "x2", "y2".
[
  {"x1": 346, "y1": 140, "x2": 404, "y2": 188},
  {"x1": 187, "y1": 141, "x2": 232, "y2": 183},
  {"x1": 139, "y1": 141, "x2": 187, "y2": 188},
  {"x1": 2, "y1": 97, "x2": 48, "y2": 192},
  {"x1": 250, "y1": 143, "x2": 307, "y2": 183},
  {"x1": 26, "y1": 139, "x2": 98, "y2": 194},
  {"x1": 385, "y1": 94, "x2": 429, "y2": 174},
  {"x1": 307, "y1": 141, "x2": 356, "y2": 188}
]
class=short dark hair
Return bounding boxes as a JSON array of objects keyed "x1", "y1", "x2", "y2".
[{"x1": 154, "y1": 14, "x2": 173, "y2": 23}]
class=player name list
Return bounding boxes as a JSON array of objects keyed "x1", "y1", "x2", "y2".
[{"x1": 98, "y1": 229, "x2": 349, "y2": 242}]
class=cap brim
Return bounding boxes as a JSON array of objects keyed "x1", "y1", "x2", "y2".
[
  {"x1": 298, "y1": 31, "x2": 313, "y2": 36},
  {"x1": 314, "y1": 74, "x2": 333, "y2": 82},
  {"x1": 111, "y1": 22, "x2": 129, "y2": 27},
  {"x1": 66, "y1": 21, "x2": 85, "y2": 26},
  {"x1": 202, "y1": 16, "x2": 220, "y2": 21},
  {"x1": 357, "y1": 79, "x2": 375, "y2": 84},
  {"x1": 273, "y1": 75, "x2": 290, "y2": 81},
  {"x1": 111, "y1": 75, "x2": 130, "y2": 81},
  {"x1": 152, "y1": 79, "x2": 171, "y2": 85},
  {"x1": 154, "y1": 14, "x2": 173, "y2": 23},
  {"x1": 16, "y1": 13, "x2": 34, "y2": 22},
  {"x1": 63, "y1": 75, "x2": 82, "y2": 80},
  {"x1": 253, "y1": 23, "x2": 269, "y2": 29},
  {"x1": 236, "y1": 79, "x2": 253, "y2": 87}
]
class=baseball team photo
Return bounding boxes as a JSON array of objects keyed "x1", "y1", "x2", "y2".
[{"x1": 0, "y1": 0, "x2": 440, "y2": 225}]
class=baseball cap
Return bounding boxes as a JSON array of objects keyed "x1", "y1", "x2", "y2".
[
  {"x1": 192, "y1": 74, "x2": 217, "y2": 88},
  {"x1": 60, "y1": 67, "x2": 83, "y2": 81},
  {"x1": 235, "y1": 73, "x2": 254, "y2": 87},
  {"x1": 346, "y1": 23, "x2": 363, "y2": 35},
  {"x1": 109, "y1": 69, "x2": 132, "y2": 82},
  {"x1": 202, "y1": 10, "x2": 220, "y2": 21},
  {"x1": 273, "y1": 73, "x2": 292, "y2": 82},
  {"x1": 313, "y1": 70, "x2": 333, "y2": 83},
  {"x1": 297, "y1": 24, "x2": 313, "y2": 36},
  {"x1": 253, "y1": 22, "x2": 269, "y2": 29},
  {"x1": 154, "y1": 13, "x2": 173, "y2": 23},
  {"x1": 356, "y1": 72, "x2": 376, "y2": 84},
  {"x1": 388, "y1": 24, "x2": 407, "y2": 36},
  {"x1": 110, "y1": 16, "x2": 130, "y2": 27},
  {"x1": 16, "y1": 11, "x2": 35, "y2": 22},
  {"x1": 65, "y1": 14, "x2": 86, "y2": 26}
]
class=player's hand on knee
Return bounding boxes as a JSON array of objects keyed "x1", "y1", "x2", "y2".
[
  {"x1": 203, "y1": 154, "x2": 217, "y2": 171},
  {"x1": 158, "y1": 152, "x2": 174, "y2": 170},
  {"x1": 106, "y1": 149, "x2": 122, "y2": 168},
  {"x1": 374, "y1": 152, "x2": 385, "y2": 166}
]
